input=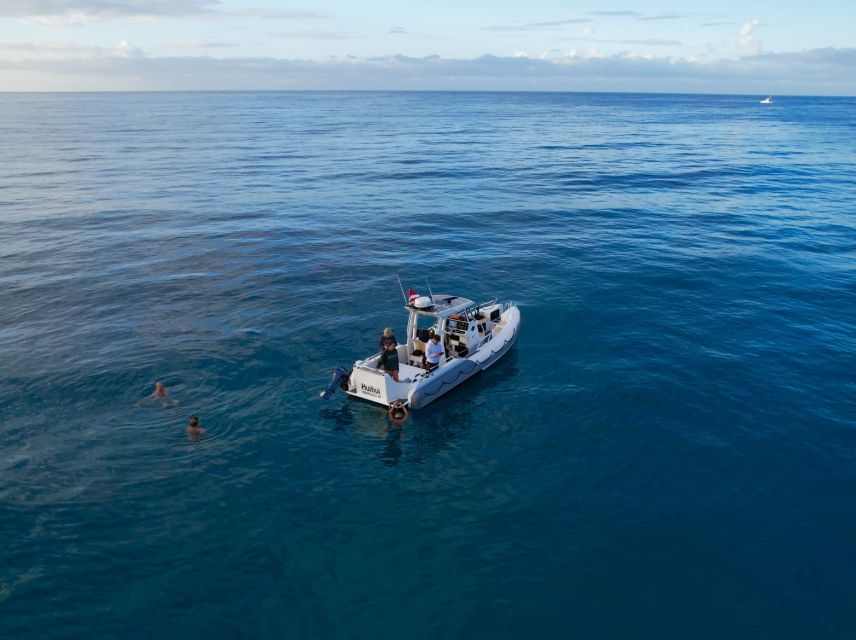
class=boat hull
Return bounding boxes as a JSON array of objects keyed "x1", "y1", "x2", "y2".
[
  {"x1": 344, "y1": 304, "x2": 520, "y2": 409},
  {"x1": 407, "y1": 305, "x2": 520, "y2": 409}
]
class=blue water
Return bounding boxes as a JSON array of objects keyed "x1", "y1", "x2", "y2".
[{"x1": 1, "y1": 91, "x2": 855, "y2": 639}]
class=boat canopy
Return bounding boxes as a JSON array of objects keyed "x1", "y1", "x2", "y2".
[{"x1": 405, "y1": 294, "x2": 495, "y2": 319}]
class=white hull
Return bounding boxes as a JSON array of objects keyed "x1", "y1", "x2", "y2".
[{"x1": 345, "y1": 303, "x2": 520, "y2": 409}]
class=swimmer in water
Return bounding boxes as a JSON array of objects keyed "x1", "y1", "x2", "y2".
[
  {"x1": 186, "y1": 415, "x2": 206, "y2": 436},
  {"x1": 388, "y1": 400, "x2": 408, "y2": 428},
  {"x1": 136, "y1": 381, "x2": 179, "y2": 407}
]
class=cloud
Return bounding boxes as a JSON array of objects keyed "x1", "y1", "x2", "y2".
[
  {"x1": 560, "y1": 37, "x2": 682, "y2": 47},
  {"x1": 484, "y1": 18, "x2": 590, "y2": 31},
  {"x1": 273, "y1": 31, "x2": 356, "y2": 40},
  {"x1": 229, "y1": 8, "x2": 329, "y2": 20},
  {"x1": 1, "y1": 47, "x2": 855, "y2": 95},
  {"x1": 738, "y1": 19, "x2": 761, "y2": 54},
  {"x1": 0, "y1": 38, "x2": 144, "y2": 59},
  {"x1": 637, "y1": 14, "x2": 686, "y2": 21},
  {"x1": 159, "y1": 41, "x2": 238, "y2": 50},
  {"x1": 585, "y1": 10, "x2": 689, "y2": 22},
  {"x1": 115, "y1": 39, "x2": 143, "y2": 57},
  {"x1": 1, "y1": 0, "x2": 218, "y2": 24},
  {"x1": 1, "y1": 1, "x2": 328, "y2": 25},
  {"x1": 586, "y1": 11, "x2": 642, "y2": 17}
]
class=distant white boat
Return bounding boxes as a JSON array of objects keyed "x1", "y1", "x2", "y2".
[{"x1": 760, "y1": 96, "x2": 773, "y2": 104}]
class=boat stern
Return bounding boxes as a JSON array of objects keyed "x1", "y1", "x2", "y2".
[{"x1": 346, "y1": 362, "x2": 413, "y2": 407}]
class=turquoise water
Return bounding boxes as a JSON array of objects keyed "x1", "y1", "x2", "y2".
[{"x1": 1, "y1": 92, "x2": 855, "y2": 639}]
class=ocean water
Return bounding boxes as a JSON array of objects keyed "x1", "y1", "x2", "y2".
[{"x1": 1, "y1": 91, "x2": 854, "y2": 639}]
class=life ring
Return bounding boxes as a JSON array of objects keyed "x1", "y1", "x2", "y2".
[{"x1": 388, "y1": 400, "x2": 409, "y2": 426}]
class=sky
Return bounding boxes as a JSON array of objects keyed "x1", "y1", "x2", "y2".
[{"x1": 0, "y1": 0, "x2": 854, "y2": 94}]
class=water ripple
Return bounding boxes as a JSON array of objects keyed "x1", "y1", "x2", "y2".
[{"x1": 1, "y1": 91, "x2": 855, "y2": 639}]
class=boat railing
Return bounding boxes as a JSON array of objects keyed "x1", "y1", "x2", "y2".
[
  {"x1": 474, "y1": 301, "x2": 513, "y2": 348},
  {"x1": 353, "y1": 354, "x2": 382, "y2": 372},
  {"x1": 477, "y1": 333, "x2": 493, "y2": 348},
  {"x1": 476, "y1": 299, "x2": 498, "y2": 314}
]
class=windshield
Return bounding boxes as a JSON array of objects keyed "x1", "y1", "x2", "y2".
[{"x1": 409, "y1": 311, "x2": 441, "y2": 343}]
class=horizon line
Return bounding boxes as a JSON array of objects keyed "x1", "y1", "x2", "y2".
[{"x1": 1, "y1": 88, "x2": 853, "y2": 98}]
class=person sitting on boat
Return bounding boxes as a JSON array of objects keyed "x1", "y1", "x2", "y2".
[
  {"x1": 379, "y1": 340, "x2": 401, "y2": 382},
  {"x1": 378, "y1": 327, "x2": 397, "y2": 351},
  {"x1": 388, "y1": 400, "x2": 408, "y2": 426},
  {"x1": 424, "y1": 334, "x2": 444, "y2": 371}
]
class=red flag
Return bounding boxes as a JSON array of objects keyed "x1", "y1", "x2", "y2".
[{"x1": 408, "y1": 289, "x2": 419, "y2": 303}]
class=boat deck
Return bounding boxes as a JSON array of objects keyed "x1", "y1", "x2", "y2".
[{"x1": 398, "y1": 362, "x2": 426, "y2": 382}]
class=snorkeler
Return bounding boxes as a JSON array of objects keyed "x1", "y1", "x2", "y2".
[
  {"x1": 388, "y1": 400, "x2": 408, "y2": 427},
  {"x1": 136, "y1": 381, "x2": 179, "y2": 407},
  {"x1": 186, "y1": 415, "x2": 206, "y2": 436}
]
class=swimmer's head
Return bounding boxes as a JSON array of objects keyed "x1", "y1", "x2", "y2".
[
  {"x1": 155, "y1": 381, "x2": 164, "y2": 391},
  {"x1": 189, "y1": 415, "x2": 199, "y2": 427}
]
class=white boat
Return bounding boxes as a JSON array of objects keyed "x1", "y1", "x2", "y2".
[
  {"x1": 760, "y1": 96, "x2": 773, "y2": 104},
  {"x1": 322, "y1": 292, "x2": 520, "y2": 409}
]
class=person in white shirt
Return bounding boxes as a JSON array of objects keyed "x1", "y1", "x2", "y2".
[{"x1": 424, "y1": 334, "x2": 444, "y2": 370}]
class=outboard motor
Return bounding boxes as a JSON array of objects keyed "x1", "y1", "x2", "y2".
[{"x1": 320, "y1": 366, "x2": 352, "y2": 400}]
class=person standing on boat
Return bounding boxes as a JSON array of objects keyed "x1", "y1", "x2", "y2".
[
  {"x1": 379, "y1": 340, "x2": 401, "y2": 382},
  {"x1": 424, "y1": 334, "x2": 444, "y2": 371},
  {"x1": 378, "y1": 327, "x2": 397, "y2": 351}
]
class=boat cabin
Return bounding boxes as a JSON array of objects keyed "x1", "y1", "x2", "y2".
[{"x1": 403, "y1": 294, "x2": 504, "y2": 365}]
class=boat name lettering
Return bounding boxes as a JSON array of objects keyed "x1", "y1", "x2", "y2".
[{"x1": 361, "y1": 383, "x2": 382, "y2": 397}]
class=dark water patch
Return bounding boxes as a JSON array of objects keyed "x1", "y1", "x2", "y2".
[{"x1": 1, "y1": 91, "x2": 855, "y2": 639}]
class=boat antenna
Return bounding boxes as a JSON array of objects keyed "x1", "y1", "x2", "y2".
[
  {"x1": 395, "y1": 274, "x2": 408, "y2": 305},
  {"x1": 424, "y1": 278, "x2": 435, "y2": 303}
]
